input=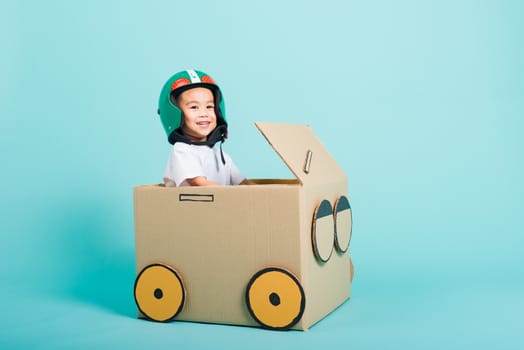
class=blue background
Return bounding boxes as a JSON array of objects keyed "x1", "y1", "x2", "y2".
[{"x1": 1, "y1": 0, "x2": 523, "y2": 349}]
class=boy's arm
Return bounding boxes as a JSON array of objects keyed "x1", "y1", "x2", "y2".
[{"x1": 186, "y1": 176, "x2": 219, "y2": 186}]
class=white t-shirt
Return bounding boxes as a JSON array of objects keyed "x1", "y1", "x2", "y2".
[{"x1": 163, "y1": 142, "x2": 245, "y2": 187}]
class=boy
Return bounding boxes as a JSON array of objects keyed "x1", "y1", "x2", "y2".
[{"x1": 158, "y1": 69, "x2": 246, "y2": 186}]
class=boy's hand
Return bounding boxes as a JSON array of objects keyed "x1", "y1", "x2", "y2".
[{"x1": 186, "y1": 176, "x2": 219, "y2": 186}]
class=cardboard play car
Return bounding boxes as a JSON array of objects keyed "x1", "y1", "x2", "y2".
[{"x1": 133, "y1": 122, "x2": 354, "y2": 330}]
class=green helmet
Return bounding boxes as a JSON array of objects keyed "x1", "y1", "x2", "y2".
[{"x1": 157, "y1": 69, "x2": 227, "y2": 144}]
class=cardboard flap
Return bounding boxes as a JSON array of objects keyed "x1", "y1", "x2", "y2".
[{"x1": 255, "y1": 122, "x2": 346, "y2": 184}]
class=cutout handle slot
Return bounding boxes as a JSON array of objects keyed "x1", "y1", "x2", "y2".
[{"x1": 303, "y1": 150, "x2": 312, "y2": 174}]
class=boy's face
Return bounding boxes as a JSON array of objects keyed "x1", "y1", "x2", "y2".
[{"x1": 177, "y1": 87, "x2": 217, "y2": 142}]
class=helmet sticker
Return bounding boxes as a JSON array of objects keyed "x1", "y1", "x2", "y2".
[
  {"x1": 201, "y1": 75, "x2": 215, "y2": 84},
  {"x1": 187, "y1": 69, "x2": 201, "y2": 83},
  {"x1": 171, "y1": 78, "x2": 190, "y2": 91}
]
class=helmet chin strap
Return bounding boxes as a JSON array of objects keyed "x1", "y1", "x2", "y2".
[{"x1": 168, "y1": 124, "x2": 228, "y2": 164}]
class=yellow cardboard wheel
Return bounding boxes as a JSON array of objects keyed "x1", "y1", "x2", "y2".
[
  {"x1": 246, "y1": 267, "x2": 305, "y2": 330},
  {"x1": 134, "y1": 264, "x2": 185, "y2": 322}
]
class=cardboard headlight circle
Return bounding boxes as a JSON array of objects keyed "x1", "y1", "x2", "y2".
[
  {"x1": 312, "y1": 199, "x2": 335, "y2": 262},
  {"x1": 334, "y1": 195, "x2": 352, "y2": 253},
  {"x1": 134, "y1": 264, "x2": 185, "y2": 322}
]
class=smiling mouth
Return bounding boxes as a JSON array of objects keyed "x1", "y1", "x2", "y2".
[{"x1": 197, "y1": 121, "x2": 211, "y2": 127}]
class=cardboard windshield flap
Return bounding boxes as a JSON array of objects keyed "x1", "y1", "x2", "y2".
[{"x1": 134, "y1": 122, "x2": 353, "y2": 331}]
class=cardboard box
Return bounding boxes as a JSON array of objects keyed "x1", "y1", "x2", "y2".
[{"x1": 133, "y1": 122, "x2": 353, "y2": 330}]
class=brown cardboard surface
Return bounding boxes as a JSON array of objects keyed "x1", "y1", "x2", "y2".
[
  {"x1": 255, "y1": 122, "x2": 346, "y2": 185},
  {"x1": 134, "y1": 122, "x2": 353, "y2": 330},
  {"x1": 302, "y1": 183, "x2": 350, "y2": 328},
  {"x1": 135, "y1": 184, "x2": 304, "y2": 328}
]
